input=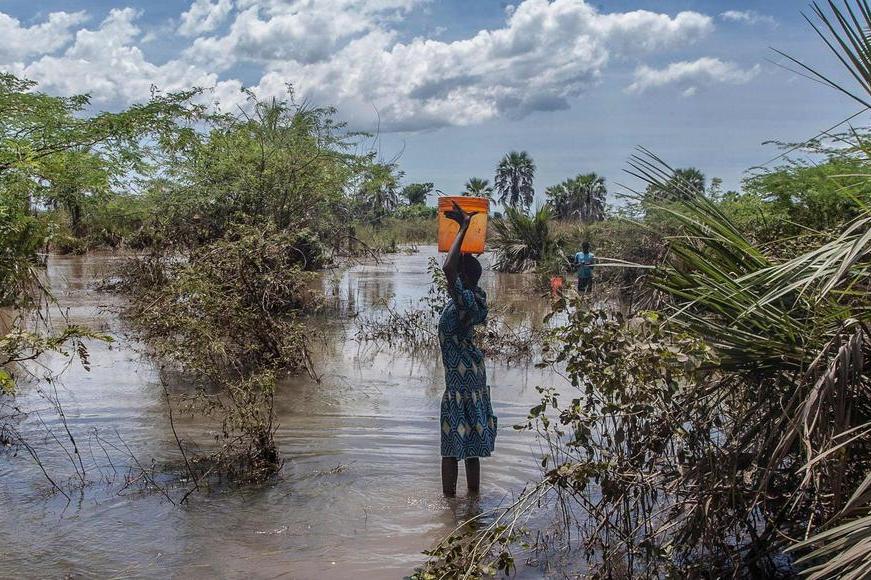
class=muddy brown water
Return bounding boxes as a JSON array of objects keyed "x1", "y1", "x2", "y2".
[{"x1": 0, "y1": 246, "x2": 571, "y2": 579}]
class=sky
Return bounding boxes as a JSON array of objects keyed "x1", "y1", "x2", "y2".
[{"x1": 0, "y1": 0, "x2": 863, "y2": 205}]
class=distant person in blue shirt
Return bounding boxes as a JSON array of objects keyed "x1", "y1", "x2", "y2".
[{"x1": 574, "y1": 242, "x2": 595, "y2": 293}]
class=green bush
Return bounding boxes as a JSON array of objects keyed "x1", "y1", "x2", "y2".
[
  {"x1": 122, "y1": 222, "x2": 321, "y2": 480},
  {"x1": 490, "y1": 207, "x2": 557, "y2": 272}
]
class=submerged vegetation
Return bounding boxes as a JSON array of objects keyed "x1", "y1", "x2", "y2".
[
  {"x1": 1, "y1": 0, "x2": 871, "y2": 577},
  {"x1": 355, "y1": 258, "x2": 544, "y2": 359},
  {"x1": 122, "y1": 224, "x2": 320, "y2": 482},
  {"x1": 418, "y1": 3, "x2": 871, "y2": 578}
]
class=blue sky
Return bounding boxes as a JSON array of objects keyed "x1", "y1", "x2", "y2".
[{"x1": 0, "y1": 1, "x2": 860, "y2": 205}]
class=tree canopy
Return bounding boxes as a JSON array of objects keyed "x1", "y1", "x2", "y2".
[
  {"x1": 545, "y1": 172, "x2": 607, "y2": 222},
  {"x1": 463, "y1": 177, "x2": 494, "y2": 199},
  {"x1": 401, "y1": 182, "x2": 433, "y2": 205},
  {"x1": 495, "y1": 151, "x2": 535, "y2": 210}
]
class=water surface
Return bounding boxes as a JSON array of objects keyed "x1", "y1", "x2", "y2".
[{"x1": 0, "y1": 246, "x2": 566, "y2": 578}]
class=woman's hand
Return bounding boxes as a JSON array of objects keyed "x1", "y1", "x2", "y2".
[
  {"x1": 445, "y1": 200, "x2": 477, "y2": 228},
  {"x1": 442, "y1": 200, "x2": 478, "y2": 290}
]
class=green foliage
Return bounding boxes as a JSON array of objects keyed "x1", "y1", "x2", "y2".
[
  {"x1": 643, "y1": 166, "x2": 706, "y2": 201},
  {"x1": 122, "y1": 223, "x2": 320, "y2": 481},
  {"x1": 145, "y1": 91, "x2": 360, "y2": 253},
  {"x1": 0, "y1": 72, "x2": 202, "y2": 240},
  {"x1": 429, "y1": 150, "x2": 870, "y2": 576},
  {"x1": 78, "y1": 193, "x2": 153, "y2": 249},
  {"x1": 356, "y1": 162, "x2": 404, "y2": 223},
  {"x1": 463, "y1": 177, "x2": 494, "y2": 199},
  {"x1": 544, "y1": 172, "x2": 606, "y2": 222},
  {"x1": 489, "y1": 206, "x2": 557, "y2": 272},
  {"x1": 495, "y1": 151, "x2": 535, "y2": 210},
  {"x1": 421, "y1": 304, "x2": 720, "y2": 577},
  {"x1": 732, "y1": 156, "x2": 871, "y2": 246},
  {"x1": 0, "y1": 71, "x2": 202, "y2": 297},
  {"x1": 391, "y1": 204, "x2": 438, "y2": 220},
  {"x1": 401, "y1": 182, "x2": 433, "y2": 205},
  {"x1": 0, "y1": 195, "x2": 45, "y2": 306},
  {"x1": 630, "y1": 151, "x2": 871, "y2": 574},
  {"x1": 355, "y1": 214, "x2": 437, "y2": 252}
]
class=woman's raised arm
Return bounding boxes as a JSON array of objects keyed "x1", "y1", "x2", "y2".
[{"x1": 442, "y1": 201, "x2": 475, "y2": 299}]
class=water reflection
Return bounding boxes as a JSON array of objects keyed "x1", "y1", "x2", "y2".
[{"x1": 0, "y1": 247, "x2": 568, "y2": 579}]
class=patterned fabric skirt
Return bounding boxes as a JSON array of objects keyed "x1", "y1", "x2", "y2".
[{"x1": 440, "y1": 380, "x2": 497, "y2": 460}]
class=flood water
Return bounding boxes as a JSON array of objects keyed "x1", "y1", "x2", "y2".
[{"x1": 0, "y1": 246, "x2": 569, "y2": 579}]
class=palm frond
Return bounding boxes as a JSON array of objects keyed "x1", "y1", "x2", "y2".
[
  {"x1": 774, "y1": 0, "x2": 871, "y2": 109},
  {"x1": 790, "y1": 509, "x2": 871, "y2": 580},
  {"x1": 628, "y1": 146, "x2": 871, "y2": 578},
  {"x1": 490, "y1": 206, "x2": 554, "y2": 272}
]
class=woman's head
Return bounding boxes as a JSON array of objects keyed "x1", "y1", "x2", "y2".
[
  {"x1": 582, "y1": 241, "x2": 591, "y2": 253},
  {"x1": 460, "y1": 255, "x2": 482, "y2": 288}
]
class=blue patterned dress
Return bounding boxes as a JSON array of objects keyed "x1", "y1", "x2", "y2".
[{"x1": 439, "y1": 278, "x2": 497, "y2": 459}]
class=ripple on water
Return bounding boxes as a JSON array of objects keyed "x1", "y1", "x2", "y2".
[{"x1": 0, "y1": 248, "x2": 570, "y2": 579}]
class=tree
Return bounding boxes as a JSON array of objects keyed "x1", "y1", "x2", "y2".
[
  {"x1": 0, "y1": 72, "x2": 201, "y2": 291},
  {"x1": 545, "y1": 172, "x2": 606, "y2": 222},
  {"x1": 707, "y1": 176, "x2": 724, "y2": 200},
  {"x1": 401, "y1": 182, "x2": 433, "y2": 205},
  {"x1": 39, "y1": 149, "x2": 112, "y2": 237},
  {"x1": 743, "y1": 157, "x2": 871, "y2": 233},
  {"x1": 152, "y1": 92, "x2": 362, "y2": 249},
  {"x1": 358, "y1": 162, "x2": 403, "y2": 221},
  {"x1": 495, "y1": 151, "x2": 535, "y2": 210},
  {"x1": 463, "y1": 177, "x2": 494, "y2": 199},
  {"x1": 645, "y1": 167, "x2": 706, "y2": 200},
  {"x1": 490, "y1": 206, "x2": 556, "y2": 272}
]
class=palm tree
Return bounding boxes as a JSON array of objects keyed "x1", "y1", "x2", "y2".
[
  {"x1": 769, "y1": 2, "x2": 871, "y2": 575},
  {"x1": 401, "y1": 182, "x2": 433, "y2": 205},
  {"x1": 495, "y1": 151, "x2": 535, "y2": 210},
  {"x1": 628, "y1": 148, "x2": 871, "y2": 579},
  {"x1": 359, "y1": 162, "x2": 402, "y2": 220},
  {"x1": 545, "y1": 173, "x2": 606, "y2": 222},
  {"x1": 645, "y1": 167, "x2": 705, "y2": 200},
  {"x1": 463, "y1": 177, "x2": 494, "y2": 199},
  {"x1": 489, "y1": 206, "x2": 556, "y2": 272}
]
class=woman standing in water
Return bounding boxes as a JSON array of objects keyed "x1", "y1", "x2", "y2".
[{"x1": 439, "y1": 202, "x2": 497, "y2": 497}]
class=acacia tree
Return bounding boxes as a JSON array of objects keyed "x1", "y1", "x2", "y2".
[
  {"x1": 495, "y1": 151, "x2": 535, "y2": 210},
  {"x1": 545, "y1": 172, "x2": 606, "y2": 222},
  {"x1": 0, "y1": 72, "x2": 201, "y2": 394},
  {"x1": 149, "y1": 91, "x2": 366, "y2": 251},
  {"x1": 0, "y1": 73, "x2": 201, "y2": 297},
  {"x1": 463, "y1": 177, "x2": 494, "y2": 199}
]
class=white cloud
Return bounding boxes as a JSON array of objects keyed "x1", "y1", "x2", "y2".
[
  {"x1": 179, "y1": 0, "x2": 234, "y2": 36},
  {"x1": 3, "y1": 0, "x2": 717, "y2": 131},
  {"x1": 186, "y1": 0, "x2": 427, "y2": 68},
  {"x1": 17, "y1": 9, "x2": 241, "y2": 104},
  {"x1": 252, "y1": 0, "x2": 714, "y2": 129},
  {"x1": 0, "y1": 10, "x2": 89, "y2": 63},
  {"x1": 626, "y1": 57, "x2": 760, "y2": 95},
  {"x1": 720, "y1": 10, "x2": 776, "y2": 27}
]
